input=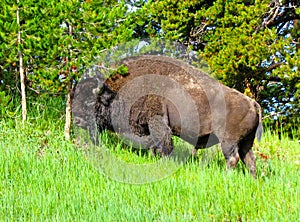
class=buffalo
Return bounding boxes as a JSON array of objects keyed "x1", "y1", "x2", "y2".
[{"x1": 72, "y1": 55, "x2": 262, "y2": 178}]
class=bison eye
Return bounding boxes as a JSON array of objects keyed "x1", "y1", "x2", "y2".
[{"x1": 93, "y1": 86, "x2": 104, "y2": 96}]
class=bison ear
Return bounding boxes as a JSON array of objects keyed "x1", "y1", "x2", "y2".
[
  {"x1": 93, "y1": 75, "x2": 105, "y2": 96},
  {"x1": 93, "y1": 72, "x2": 105, "y2": 96},
  {"x1": 77, "y1": 65, "x2": 106, "y2": 96}
]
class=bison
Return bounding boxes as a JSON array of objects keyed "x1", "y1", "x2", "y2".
[{"x1": 72, "y1": 55, "x2": 262, "y2": 178}]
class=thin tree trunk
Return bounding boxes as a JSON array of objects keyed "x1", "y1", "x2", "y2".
[
  {"x1": 294, "y1": 19, "x2": 300, "y2": 51},
  {"x1": 17, "y1": 1, "x2": 27, "y2": 123},
  {"x1": 64, "y1": 22, "x2": 73, "y2": 140},
  {"x1": 64, "y1": 81, "x2": 73, "y2": 140}
]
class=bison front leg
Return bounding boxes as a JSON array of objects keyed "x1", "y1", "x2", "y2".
[
  {"x1": 121, "y1": 115, "x2": 174, "y2": 156},
  {"x1": 221, "y1": 141, "x2": 240, "y2": 172},
  {"x1": 148, "y1": 115, "x2": 174, "y2": 156}
]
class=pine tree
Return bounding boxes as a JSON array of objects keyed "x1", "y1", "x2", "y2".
[
  {"x1": 138, "y1": 0, "x2": 300, "y2": 127},
  {"x1": 0, "y1": 0, "x2": 133, "y2": 138}
]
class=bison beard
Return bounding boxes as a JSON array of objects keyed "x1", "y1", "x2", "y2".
[{"x1": 72, "y1": 55, "x2": 263, "y2": 179}]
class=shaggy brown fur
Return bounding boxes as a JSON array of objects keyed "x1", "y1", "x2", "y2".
[{"x1": 72, "y1": 55, "x2": 262, "y2": 178}]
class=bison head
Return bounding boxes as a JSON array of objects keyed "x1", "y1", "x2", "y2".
[{"x1": 72, "y1": 75, "x2": 104, "y2": 143}]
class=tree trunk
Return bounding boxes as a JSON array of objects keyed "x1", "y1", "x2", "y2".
[
  {"x1": 17, "y1": 1, "x2": 27, "y2": 123},
  {"x1": 293, "y1": 19, "x2": 300, "y2": 51},
  {"x1": 64, "y1": 22, "x2": 73, "y2": 140},
  {"x1": 64, "y1": 80, "x2": 73, "y2": 140}
]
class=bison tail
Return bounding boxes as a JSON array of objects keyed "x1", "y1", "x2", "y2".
[
  {"x1": 254, "y1": 101, "x2": 263, "y2": 142},
  {"x1": 255, "y1": 121, "x2": 263, "y2": 142}
]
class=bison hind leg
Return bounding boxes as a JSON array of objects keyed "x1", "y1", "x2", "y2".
[
  {"x1": 238, "y1": 134, "x2": 257, "y2": 179},
  {"x1": 221, "y1": 141, "x2": 240, "y2": 172},
  {"x1": 240, "y1": 149, "x2": 256, "y2": 179}
]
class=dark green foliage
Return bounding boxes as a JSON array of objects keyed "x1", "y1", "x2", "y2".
[
  {"x1": 0, "y1": 0, "x2": 299, "y2": 135},
  {"x1": 0, "y1": 91, "x2": 12, "y2": 118},
  {"x1": 137, "y1": 0, "x2": 300, "y2": 133},
  {"x1": 0, "y1": 0, "x2": 133, "y2": 94}
]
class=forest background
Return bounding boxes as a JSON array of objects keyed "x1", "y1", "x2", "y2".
[{"x1": 0, "y1": 0, "x2": 299, "y2": 136}]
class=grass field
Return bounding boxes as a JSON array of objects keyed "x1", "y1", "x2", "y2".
[{"x1": 0, "y1": 100, "x2": 299, "y2": 221}]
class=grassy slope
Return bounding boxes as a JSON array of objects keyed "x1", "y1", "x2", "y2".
[{"x1": 0, "y1": 101, "x2": 299, "y2": 221}]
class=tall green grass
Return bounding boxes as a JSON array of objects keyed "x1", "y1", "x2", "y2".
[{"x1": 0, "y1": 98, "x2": 299, "y2": 221}]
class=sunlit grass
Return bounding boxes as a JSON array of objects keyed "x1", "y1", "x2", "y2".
[{"x1": 0, "y1": 98, "x2": 299, "y2": 221}]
